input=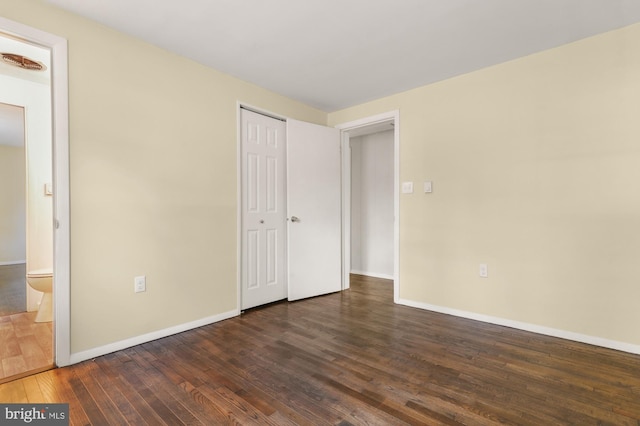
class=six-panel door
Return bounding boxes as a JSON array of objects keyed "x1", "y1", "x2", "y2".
[{"x1": 241, "y1": 109, "x2": 287, "y2": 310}]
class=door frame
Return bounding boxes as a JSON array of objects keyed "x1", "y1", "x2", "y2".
[
  {"x1": 0, "y1": 17, "x2": 71, "y2": 366},
  {"x1": 336, "y1": 110, "x2": 400, "y2": 302}
]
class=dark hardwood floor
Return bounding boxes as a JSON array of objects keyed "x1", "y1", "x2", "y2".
[{"x1": 1, "y1": 274, "x2": 639, "y2": 425}]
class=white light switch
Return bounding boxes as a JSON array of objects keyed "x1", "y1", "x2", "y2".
[
  {"x1": 44, "y1": 183, "x2": 53, "y2": 196},
  {"x1": 424, "y1": 181, "x2": 433, "y2": 193},
  {"x1": 402, "y1": 182, "x2": 414, "y2": 194}
]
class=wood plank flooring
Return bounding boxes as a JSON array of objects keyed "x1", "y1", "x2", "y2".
[
  {"x1": 0, "y1": 264, "x2": 54, "y2": 383},
  {"x1": 1, "y1": 274, "x2": 639, "y2": 425},
  {"x1": 0, "y1": 311, "x2": 53, "y2": 383}
]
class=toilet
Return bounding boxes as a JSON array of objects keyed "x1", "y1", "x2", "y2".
[{"x1": 26, "y1": 268, "x2": 53, "y2": 323}]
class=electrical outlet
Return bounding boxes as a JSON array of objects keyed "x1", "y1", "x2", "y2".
[
  {"x1": 134, "y1": 275, "x2": 146, "y2": 293},
  {"x1": 479, "y1": 264, "x2": 488, "y2": 278}
]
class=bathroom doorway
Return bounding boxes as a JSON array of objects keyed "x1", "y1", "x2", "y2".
[
  {"x1": 0, "y1": 17, "x2": 72, "y2": 367},
  {"x1": 0, "y1": 24, "x2": 69, "y2": 382},
  {"x1": 0, "y1": 33, "x2": 56, "y2": 382}
]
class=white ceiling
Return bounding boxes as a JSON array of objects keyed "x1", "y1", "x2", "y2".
[{"x1": 46, "y1": 0, "x2": 640, "y2": 112}]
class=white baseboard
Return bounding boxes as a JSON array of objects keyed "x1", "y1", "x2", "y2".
[
  {"x1": 350, "y1": 270, "x2": 394, "y2": 280},
  {"x1": 397, "y1": 298, "x2": 640, "y2": 356},
  {"x1": 0, "y1": 260, "x2": 26, "y2": 266},
  {"x1": 69, "y1": 309, "x2": 239, "y2": 365}
]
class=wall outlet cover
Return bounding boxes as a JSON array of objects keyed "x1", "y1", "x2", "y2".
[
  {"x1": 134, "y1": 275, "x2": 146, "y2": 293},
  {"x1": 479, "y1": 264, "x2": 488, "y2": 278}
]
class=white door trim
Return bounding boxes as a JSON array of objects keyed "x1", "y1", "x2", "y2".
[
  {"x1": 335, "y1": 111, "x2": 400, "y2": 302},
  {"x1": 0, "y1": 17, "x2": 71, "y2": 366}
]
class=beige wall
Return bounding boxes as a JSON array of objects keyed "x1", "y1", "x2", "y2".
[
  {"x1": 329, "y1": 23, "x2": 640, "y2": 347},
  {"x1": 0, "y1": 145, "x2": 25, "y2": 263},
  {"x1": 4, "y1": 0, "x2": 639, "y2": 356},
  {"x1": 1, "y1": 0, "x2": 326, "y2": 354}
]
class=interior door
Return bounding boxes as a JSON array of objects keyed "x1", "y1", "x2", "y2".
[
  {"x1": 241, "y1": 109, "x2": 287, "y2": 310},
  {"x1": 287, "y1": 119, "x2": 342, "y2": 301}
]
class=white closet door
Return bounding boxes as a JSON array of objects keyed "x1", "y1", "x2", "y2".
[{"x1": 241, "y1": 109, "x2": 287, "y2": 309}]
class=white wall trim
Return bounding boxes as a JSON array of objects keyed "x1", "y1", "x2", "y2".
[
  {"x1": 350, "y1": 270, "x2": 394, "y2": 280},
  {"x1": 0, "y1": 260, "x2": 26, "y2": 266},
  {"x1": 69, "y1": 309, "x2": 239, "y2": 364},
  {"x1": 398, "y1": 298, "x2": 640, "y2": 355},
  {"x1": 340, "y1": 131, "x2": 351, "y2": 290},
  {"x1": 236, "y1": 102, "x2": 243, "y2": 314},
  {"x1": 0, "y1": 17, "x2": 71, "y2": 367},
  {"x1": 335, "y1": 110, "x2": 400, "y2": 302}
]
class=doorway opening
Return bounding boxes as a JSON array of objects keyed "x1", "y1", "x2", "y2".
[
  {"x1": 337, "y1": 111, "x2": 400, "y2": 302},
  {"x1": 0, "y1": 40, "x2": 54, "y2": 382},
  {"x1": 0, "y1": 17, "x2": 70, "y2": 371}
]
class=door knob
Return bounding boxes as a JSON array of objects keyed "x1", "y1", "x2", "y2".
[
  {"x1": 259, "y1": 220, "x2": 264, "y2": 224},
  {"x1": 290, "y1": 216, "x2": 300, "y2": 222}
]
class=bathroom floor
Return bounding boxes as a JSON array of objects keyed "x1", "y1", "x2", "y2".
[
  {"x1": 0, "y1": 264, "x2": 54, "y2": 383},
  {"x1": 0, "y1": 311, "x2": 53, "y2": 383},
  {"x1": 0, "y1": 264, "x2": 26, "y2": 316}
]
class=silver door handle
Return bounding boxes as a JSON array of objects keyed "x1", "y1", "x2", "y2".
[{"x1": 290, "y1": 216, "x2": 300, "y2": 222}]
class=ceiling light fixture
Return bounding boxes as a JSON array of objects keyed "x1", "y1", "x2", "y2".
[{"x1": 1, "y1": 53, "x2": 47, "y2": 71}]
